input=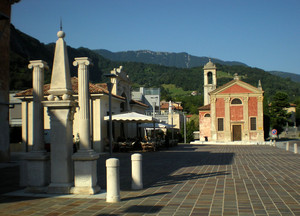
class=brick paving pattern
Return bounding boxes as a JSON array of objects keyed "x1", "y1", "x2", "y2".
[{"x1": 0, "y1": 144, "x2": 300, "y2": 215}]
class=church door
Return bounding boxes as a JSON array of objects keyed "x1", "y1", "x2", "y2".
[{"x1": 232, "y1": 125, "x2": 242, "y2": 141}]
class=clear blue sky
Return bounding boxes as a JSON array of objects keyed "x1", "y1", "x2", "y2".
[{"x1": 11, "y1": 0, "x2": 300, "y2": 75}]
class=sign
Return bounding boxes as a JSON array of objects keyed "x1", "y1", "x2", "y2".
[{"x1": 271, "y1": 129, "x2": 277, "y2": 135}]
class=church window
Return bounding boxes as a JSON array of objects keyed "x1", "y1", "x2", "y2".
[
  {"x1": 218, "y1": 118, "x2": 224, "y2": 131},
  {"x1": 207, "y1": 72, "x2": 213, "y2": 84},
  {"x1": 250, "y1": 117, "x2": 256, "y2": 130},
  {"x1": 231, "y1": 98, "x2": 242, "y2": 104},
  {"x1": 204, "y1": 113, "x2": 210, "y2": 117}
]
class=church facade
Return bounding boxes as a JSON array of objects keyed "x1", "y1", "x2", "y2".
[{"x1": 198, "y1": 60, "x2": 264, "y2": 143}]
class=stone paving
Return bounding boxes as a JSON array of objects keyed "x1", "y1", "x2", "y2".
[{"x1": 1, "y1": 144, "x2": 300, "y2": 215}]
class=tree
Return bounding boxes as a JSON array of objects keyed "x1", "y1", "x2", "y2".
[
  {"x1": 184, "y1": 115, "x2": 199, "y2": 143},
  {"x1": 269, "y1": 91, "x2": 291, "y2": 135}
]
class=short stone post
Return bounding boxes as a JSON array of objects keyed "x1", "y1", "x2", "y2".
[
  {"x1": 25, "y1": 60, "x2": 50, "y2": 193},
  {"x1": 72, "y1": 57, "x2": 100, "y2": 195},
  {"x1": 286, "y1": 142, "x2": 290, "y2": 151},
  {"x1": 294, "y1": 143, "x2": 298, "y2": 154},
  {"x1": 106, "y1": 158, "x2": 120, "y2": 203},
  {"x1": 131, "y1": 153, "x2": 143, "y2": 190}
]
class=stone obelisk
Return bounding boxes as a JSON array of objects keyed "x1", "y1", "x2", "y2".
[{"x1": 43, "y1": 29, "x2": 76, "y2": 194}]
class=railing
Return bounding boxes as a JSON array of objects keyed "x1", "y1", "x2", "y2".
[{"x1": 271, "y1": 140, "x2": 300, "y2": 154}]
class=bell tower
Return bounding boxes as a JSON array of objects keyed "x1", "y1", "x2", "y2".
[{"x1": 203, "y1": 59, "x2": 217, "y2": 105}]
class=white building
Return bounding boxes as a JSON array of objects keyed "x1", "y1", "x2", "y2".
[{"x1": 16, "y1": 70, "x2": 148, "y2": 153}]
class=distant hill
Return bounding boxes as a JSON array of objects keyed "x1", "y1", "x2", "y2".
[
  {"x1": 268, "y1": 71, "x2": 300, "y2": 83},
  {"x1": 93, "y1": 49, "x2": 248, "y2": 68},
  {"x1": 94, "y1": 49, "x2": 300, "y2": 83},
  {"x1": 9, "y1": 25, "x2": 300, "y2": 111}
]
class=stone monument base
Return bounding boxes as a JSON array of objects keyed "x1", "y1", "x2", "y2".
[
  {"x1": 25, "y1": 151, "x2": 50, "y2": 193},
  {"x1": 47, "y1": 183, "x2": 73, "y2": 194},
  {"x1": 72, "y1": 150, "x2": 100, "y2": 194}
]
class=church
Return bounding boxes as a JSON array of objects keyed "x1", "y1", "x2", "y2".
[{"x1": 197, "y1": 60, "x2": 265, "y2": 143}]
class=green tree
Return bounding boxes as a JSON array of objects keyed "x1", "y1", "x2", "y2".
[
  {"x1": 269, "y1": 91, "x2": 291, "y2": 135},
  {"x1": 184, "y1": 115, "x2": 199, "y2": 143}
]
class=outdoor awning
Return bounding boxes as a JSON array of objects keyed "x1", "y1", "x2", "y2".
[
  {"x1": 104, "y1": 112, "x2": 160, "y2": 123},
  {"x1": 139, "y1": 122, "x2": 173, "y2": 129}
]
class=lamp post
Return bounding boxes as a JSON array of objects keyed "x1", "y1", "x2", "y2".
[
  {"x1": 183, "y1": 113, "x2": 186, "y2": 143},
  {"x1": 104, "y1": 74, "x2": 117, "y2": 156}
]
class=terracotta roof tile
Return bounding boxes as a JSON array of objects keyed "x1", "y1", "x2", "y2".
[
  {"x1": 130, "y1": 99, "x2": 148, "y2": 108},
  {"x1": 198, "y1": 104, "x2": 211, "y2": 110},
  {"x1": 15, "y1": 77, "x2": 124, "y2": 100},
  {"x1": 160, "y1": 102, "x2": 183, "y2": 110}
]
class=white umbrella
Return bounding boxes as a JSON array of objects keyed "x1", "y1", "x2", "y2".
[
  {"x1": 104, "y1": 111, "x2": 160, "y2": 123},
  {"x1": 139, "y1": 122, "x2": 173, "y2": 129}
]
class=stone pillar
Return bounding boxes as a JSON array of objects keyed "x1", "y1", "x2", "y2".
[
  {"x1": 106, "y1": 158, "x2": 120, "y2": 203},
  {"x1": 74, "y1": 57, "x2": 92, "y2": 150},
  {"x1": 72, "y1": 57, "x2": 100, "y2": 195},
  {"x1": 131, "y1": 153, "x2": 143, "y2": 190},
  {"x1": 286, "y1": 142, "x2": 290, "y2": 151},
  {"x1": 45, "y1": 103, "x2": 76, "y2": 194},
  {"x1": 294, "y1": 143, "x2": 298, "y2": 154},
  {"x1": 243, "y1": 97, "x2": 249, "y2": 141},
  {"x1": 25, "y1": 60, "x2": 50, "y2": 193},
  {"x1": 30, "y1": 61, "x2": 47, "y2": 151},
  {"x1": 257, "y1": 96, "x2": 264, "y2": 142},
  {"x1": 224, "y1": 97, "x2": 231, "y2": 142},
  {"x1": 210, "y1": 97, "x2": 217, "y2": 141}
]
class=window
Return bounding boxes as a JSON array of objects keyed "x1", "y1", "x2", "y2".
[
  {"x1": 231, "y1": 98, "x2": 242, "y2": 104},
  {"x1": 250, "y1": 117, "x2": 256, "y2": 130},
  {"x1": 204, "y1": 113, "x2": 210, "y2": 117},
  {"x1": 207, "y1": 72, "x2": 213, "y2": 84},
  {"x1": 218, "y1": 118, "x2": 224, "y2": 131}
]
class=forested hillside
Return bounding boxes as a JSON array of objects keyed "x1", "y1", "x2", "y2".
[
  {"x1": 93, "y1": 49, "x2": 247, "y2": 68},
  {"x1": 9, "y1": 25, "x2": 300, "y2": 116}
]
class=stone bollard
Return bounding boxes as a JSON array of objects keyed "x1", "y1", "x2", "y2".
[
  {"x1": 131, "y1": 153, "x2": 143, "y2": 190},
  {"x1": 286, "y1": 142, "x2": 290, "y2": 151},
  {"x1": 294, "y1": 143, "x2": 298, "y2": 154},
  {"x1": 106, "y1": 158, "x2": 120, "y2": 202}
]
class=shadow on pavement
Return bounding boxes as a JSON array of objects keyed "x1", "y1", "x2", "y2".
[{"x1": 97, "y1": 144, "x2": 234, "y2": 190}]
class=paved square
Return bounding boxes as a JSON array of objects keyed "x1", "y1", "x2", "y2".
[{"x1": 1, "y1": 144, "x2": 300, "y2": 215}]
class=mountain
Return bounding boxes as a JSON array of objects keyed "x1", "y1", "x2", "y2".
[
  {"x1": 9, "y1": 25, "x2": 300, "y2": 113},
  {"x1": 9, "y1": 25, "x2": 114, "y2": 90},
  {"x1": 93, "y1": 49, "x2": 248, "y2": 68},
  {"x1": 268, "y1": 71, "x2": 300, "y2": 83}
]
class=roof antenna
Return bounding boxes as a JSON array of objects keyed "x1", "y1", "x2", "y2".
[{"x1": 60, "y1": 17, "x2": 63, "y2": 31}]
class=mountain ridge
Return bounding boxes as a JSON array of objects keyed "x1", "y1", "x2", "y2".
[
  {"x1": 93, "y1": 49, "x2": 300, "y2": 82},
  {"x1": 93, "y1": 49, "x2": 248, "y2": 68}
]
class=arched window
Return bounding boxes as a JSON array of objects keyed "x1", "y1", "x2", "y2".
[
  {"x1": 207, "y1": 72, "x2": 213, "y2": 84},
  {"x1": 231, "y1": 98, "x2": 242, "y2": 104},
  {"x1": 204, "y1": 113, "x2": 210, "y2": 117}
]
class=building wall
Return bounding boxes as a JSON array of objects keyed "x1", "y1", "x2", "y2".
[
  {"x1": 0, "y1": 0, "x2": 12, "y2": 162},
  {"x1": 206, "y1": 84, "x2": 264, "y2": 143},
  {"x1": 21, "y1": 95, "x2": 127, "y2": 153},
  {"x1": 199, "y1": 111, "x2": 211, "y2": 141}
]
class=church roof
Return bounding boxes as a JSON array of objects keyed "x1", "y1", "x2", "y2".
[
  {"x1": 209, "y1": 78, "x2": 264, "y2": 95},
  {"x1": 198, "y1": 104, "x2": 211, "y2": 110},
  {"x1": 203, "y1": 59, "x2": 216, "y2": 69}
]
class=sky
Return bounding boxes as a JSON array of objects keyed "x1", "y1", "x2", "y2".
[{"x1": 11, "y1": 0, "x2": 300, "y2": 75}]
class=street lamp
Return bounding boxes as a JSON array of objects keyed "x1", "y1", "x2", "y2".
[
  {"x1": 104, "y1": 73, "x2": 117, "y2": 156},
  {"x1": 150, "y1": 96, "x2": 158, "y2": 118}
]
